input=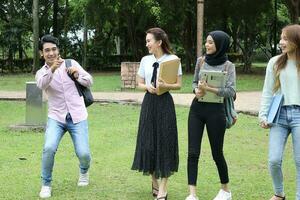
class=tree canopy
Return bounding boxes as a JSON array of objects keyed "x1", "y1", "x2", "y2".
[{"x1": 0, "y1": 0, "x2": 297, "y2": 73}]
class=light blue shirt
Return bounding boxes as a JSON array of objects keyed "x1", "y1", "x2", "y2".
[
  {"x1": 138, "y1": 54, "x2": 183, "y2": 86},
  {"x1": 259, "y1": 55, "x2": 300, "y2": 122}
]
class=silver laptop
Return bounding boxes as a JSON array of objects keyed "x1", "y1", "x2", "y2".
[{"x1": 198, "y1": 70, "x2": 227, "y2": 103}]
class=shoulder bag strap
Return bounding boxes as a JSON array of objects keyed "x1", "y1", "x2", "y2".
[
  {"x1": 65, "y1": 59, "x2": 82, "y2": 96},
  {"x1": 196, "y1": 56, "x2": 205, "y2": 69},
  {"x1": 223, "y1": 61, "x2": 237, "y2": 101},
  {"x1": 65, "y1": 59, "x2": 72, "y2": 68},
  {"x1": 223, "y1": 60, "x2": 230, "y2": 72}
]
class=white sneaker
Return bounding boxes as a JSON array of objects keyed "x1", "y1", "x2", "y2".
[
  {"x1": 39, "y1": 186, "x2": 51, "y2": 198},
  {"x1": 213, "y1": 189, "x2": 232, "y2": 200},
  {"x1": 185, "y1": 194, "x2": 199, "y2": 200},
  {"x1": 77, "y1": 172, "x2": 89, "y2": 186}
]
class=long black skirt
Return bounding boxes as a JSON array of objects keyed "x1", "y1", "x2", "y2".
[{"x1": 131, "y1": 92, "x2": 179, "y2": 178}]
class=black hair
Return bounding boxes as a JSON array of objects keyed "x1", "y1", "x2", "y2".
[{"x1": 39, "y1": 34, "x2": 59, "y2": 50}]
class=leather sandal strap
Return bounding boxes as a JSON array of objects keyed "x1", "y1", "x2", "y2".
[{"x1": 274, "y1": 194, "x2": 285, "y2": 199}]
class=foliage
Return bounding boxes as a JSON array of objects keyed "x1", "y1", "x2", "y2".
[{"x1": 0, "y1": 0, "x2": 297, "y2": 73}]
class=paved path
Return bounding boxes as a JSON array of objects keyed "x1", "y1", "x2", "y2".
[{"x1": 0, "y1": 91, "x2": 261, "y2": 116}]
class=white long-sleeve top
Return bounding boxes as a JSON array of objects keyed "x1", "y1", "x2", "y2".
[{"x1": 259, "y1": 55, "x2": 300, "y2": 122}]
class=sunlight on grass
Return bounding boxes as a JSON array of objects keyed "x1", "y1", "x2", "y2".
[
  {"x1": 0, "y1": 101, "x2": 297, "y2": 199},
  {"x1": 0, "y1": 71, "x2": 265, "y2": 92}
]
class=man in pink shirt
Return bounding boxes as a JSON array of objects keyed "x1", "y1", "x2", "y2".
[{"x1": 35, "y1": 35, "x2": 93, "y2": 198}]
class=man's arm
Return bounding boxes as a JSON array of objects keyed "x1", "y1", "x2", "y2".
[
  {"x1": 67, "y1": 60, "x2": 93, "y2": 87},
  {"x1": 35, "y1": 67, "x2": 54, "y2": 90},
  {"x1": 36, "y1": 57, "x2": 64, "y2": 89}
]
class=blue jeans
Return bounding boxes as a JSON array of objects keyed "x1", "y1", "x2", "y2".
[
  {"x1": 41, "y1": 114, "x2": 91, "y2": 186},
  {"x1": 269, "y1": 105, "x2": 300, "y2": 199}
]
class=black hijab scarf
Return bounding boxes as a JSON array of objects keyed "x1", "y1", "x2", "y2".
[{"x1": 204, "y1": 30, "x2": 230, "y2": 66}]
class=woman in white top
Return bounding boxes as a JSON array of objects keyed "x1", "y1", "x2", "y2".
[
  {"x1": 131, "y1": 27, "x2": 182, "y2": 200},
  {"x1": 259, "y1": 24, "x2": 300, "y2": 200}
]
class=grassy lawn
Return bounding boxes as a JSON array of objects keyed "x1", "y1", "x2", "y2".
[
  {"x1": 0, "y1": 101, "x2": 297, "y2": 199},
  {"x1": 0, "y1": 70, "x2": 265, "y2": 92},
  {"x1": 0, "y1": 73, "x2": 35, "y2": 91}
]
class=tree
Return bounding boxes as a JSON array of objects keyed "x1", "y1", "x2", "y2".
[
  {"x1": 204, "y1": 0, "x2": 273, "y2": 73},
  {"x1": 197, "y1": 0, "x2": 204, "y2": 57},
  {"x1": 155, "y1": 0, "x2": 197, "y2": 72},
  {"x1": 0, "y1": 0, "x2": 32, "y2": 72},
  {"x1": 32, "y1": 0, "x2": 39, "y2": 73},
  {"x1": 284, "y1": 0, "x2": 300, "y2": 23}
]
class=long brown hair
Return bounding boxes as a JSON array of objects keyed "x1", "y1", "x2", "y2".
[
  {"x1": 146, "y1": 27, "x2": 173, "y2": 54},
  {"x1": 274, "y1": 24, "x2": 300, "y2": 92}
]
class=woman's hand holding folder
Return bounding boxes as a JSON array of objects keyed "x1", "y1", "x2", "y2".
[
  {"x1": 260, "y1": 121, "x2": 270, "y2": 129},
  {"x1": 147, "y1": 84, "x2": 157, "y2": 94},
  {"x1": 195, "y1": 87, "x2": 206, "y2": 99}
]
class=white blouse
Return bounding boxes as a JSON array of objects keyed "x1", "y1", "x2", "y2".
[{"x1": 138, "y1": 54, "x2": 182, "y2": 86}]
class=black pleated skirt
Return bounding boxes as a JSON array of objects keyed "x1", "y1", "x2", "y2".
[{"x1": 131, "y1": 92, "x2": 179, "y2": 178}]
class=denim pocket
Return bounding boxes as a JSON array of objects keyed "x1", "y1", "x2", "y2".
[{"x1": 278, "y1": 105, "x2": 300, "y2": 127}]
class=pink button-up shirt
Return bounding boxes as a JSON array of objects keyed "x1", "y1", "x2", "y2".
[{"x1": 35, "y1": 59, "x2": 93, "y2": 124}]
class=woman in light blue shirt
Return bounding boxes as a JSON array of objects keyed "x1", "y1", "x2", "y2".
[
  {"x1": 259, "y1": 24, "x2": 300, "y2": 200},
  {"x1": 131, "y1": 27, "x2": 182, "y2": 200}
]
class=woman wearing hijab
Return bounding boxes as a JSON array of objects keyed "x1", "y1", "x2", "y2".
[
  {"x1": 185, "y1": 31, "x2": 236, "y2": 200},
  {"x1": 131, "y1": 27, "x2": 182, "y2": 200}
]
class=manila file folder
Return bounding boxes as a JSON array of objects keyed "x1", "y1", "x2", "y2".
[{"x1": 157, "y1": 58, "x2": 180, "y2": 95}]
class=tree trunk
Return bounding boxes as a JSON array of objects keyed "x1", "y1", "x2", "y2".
[
  {"x1": 239, "y1": 25, "x2": 255, "y2": 73},
  {"x1": 127, "y1": 15, "x2": 138, "y2": 61},
  {"x1": 197, "y1": 0, "x2": 204, "y2": 57},
  {"x1": 32, "y1": 0, "x2": 39, "y2": 74},
  {"x1": 285, "y1": 0, "x2": 300, "y2": 23},
  {"x1": 18, "y1": 34, "x2": 23, "y2": 60},
  {"x1": 83, "y1": 10, "x2": 88, "y2": 69},
  {"x1": 53, "y1": 0, "x2": 59, "y2": 37},
  {"x1": 183, "y1": 5, "x2": 194, "y2": 73},
  {"x1": 8, "y1": 48, "x2": 13, "y2": 73},
  {"x1": 63, "y1": 0, "x2": 69, "y2": 58},
  {"x1": 272, "y1": 0, "x2": 278, "y2": 57}
]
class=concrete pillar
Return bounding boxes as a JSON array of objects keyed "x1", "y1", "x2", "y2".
[
  {"x1": 121, "y1": 62, "x2": 140, "y2": 90},
  {"x1": 25, "y1": 82, "x2": 46, "y2": 125}
]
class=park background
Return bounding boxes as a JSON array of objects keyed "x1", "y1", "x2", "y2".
[{"x1": 0, "y1": 0, "x2": 300, "y2": 199}]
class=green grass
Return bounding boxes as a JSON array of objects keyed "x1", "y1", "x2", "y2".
[
  {"x1": 0, "y1": 74, "x2": 35, "y2": 91},
  {"x1": 0, "y1": 71, "x2": 265, "y2": 92},
  {"x1": 235, "y1": 62, "x2": 268, "y2": 68},
  {"x1": 0, "y1": 101, "x2": 297, "y2": 199},
  {"x1": 236, "y1": 73, "x2": 265, "y2": 91}
]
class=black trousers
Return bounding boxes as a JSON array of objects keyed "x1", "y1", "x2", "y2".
[{"x1": 187, "y1": 98, "x2": 229, "y2": 185}]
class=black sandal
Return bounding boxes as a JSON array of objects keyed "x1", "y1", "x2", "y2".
[
  {"x1": 275, "y1": 194, "x2": 286, "y2": 200},
  {"x1": 152, "y1": 184, "x2": 158, "y2": 197}
]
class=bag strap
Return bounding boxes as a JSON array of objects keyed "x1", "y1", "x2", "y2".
[
  {"x1": 65, "y1": 59, "x2": 76, "y2": 82},
  {"x1": 65, "y1": 59, "x2": 72, "y2": 69},
  {"x1": 223, "y1": 60, "x2": 230, "y2": 72},
  {"x1": 197, "y1": 56, "x2": 205, "y2": 69},
  {"x1": 223, "y1": 61, "x2": 237, "y2": 101},
  {"x1": 198, "y1": 57, "x2": 230, "y2": 71},
  {"x1": 65, "y1": 59, "x2": 83, "y2": 96}
]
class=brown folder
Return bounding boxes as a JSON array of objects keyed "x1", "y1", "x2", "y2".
[{"x1": 156, "y1": 58, "x2": 180, "y2": 95}]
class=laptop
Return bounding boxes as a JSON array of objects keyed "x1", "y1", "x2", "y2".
[{"x1": 198, "y1": 70, "x2": 227, "y2": 103}]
